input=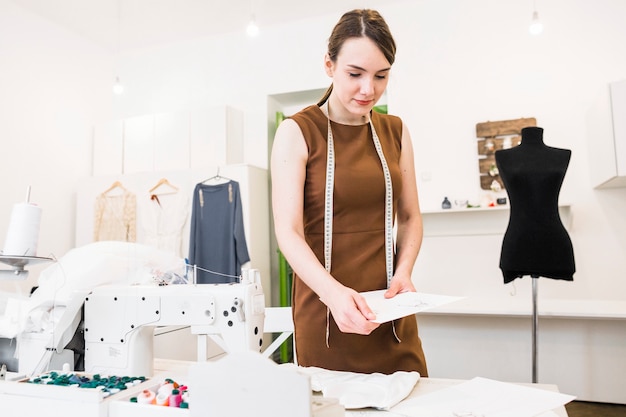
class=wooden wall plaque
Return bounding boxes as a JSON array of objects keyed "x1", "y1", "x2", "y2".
[{"x1": 475, "y1": 117, "x2": 537, "y2": 190}]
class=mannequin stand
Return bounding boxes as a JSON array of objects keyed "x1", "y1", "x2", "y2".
[{"x1": 531, "y1": 275, "x2": 539, "y2": 383}]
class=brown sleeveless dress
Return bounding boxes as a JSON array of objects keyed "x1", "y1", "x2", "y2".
[{"x1": 289, "y1": 105, "x2": 428, "y2": 375}]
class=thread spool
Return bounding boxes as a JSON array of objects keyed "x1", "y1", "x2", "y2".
[
  {"x1": 155, "y1": 391, "x2": 169, "y2": 406},
  {"x1": 157, "y1": 382, "x2": 174, "y2": 396},
  {"x1": 137, "y1": 389, "x2": 156, "y2": 404},
  {"x1": 169, "y1": 389, "x2": 182, "y2": 407},
  {"x1": 3, "y1": 202, "x2": 42, "y2": 256}
]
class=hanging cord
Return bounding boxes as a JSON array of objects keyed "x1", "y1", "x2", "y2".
[{"x1": 186, "y1": 263, "x2": 241, "y2": 284}]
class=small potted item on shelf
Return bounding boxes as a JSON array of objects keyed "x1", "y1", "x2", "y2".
[
  {"x1": 490, "y1": 180, "x2": 502, "y2": 192},
  {"x1": 454, "y1": 199, "x2": 468, "y2": 209}
]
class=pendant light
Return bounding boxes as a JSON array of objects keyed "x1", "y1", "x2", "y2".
[
  {"x1": 246, "y1": 14, "x2": 259, "y2": 37},
  {"x1": 113, "y1": 76, "x2": 124, "y2": 95},
  {"x1": 113, "y1": 0, "x2": 124, "y2": 94},
  {"x1": 246, "y1": 0, "x2": 259, "y2": 37},
  {"x1": 528, "y1": 0, "x2": 544, "y2": 35}
]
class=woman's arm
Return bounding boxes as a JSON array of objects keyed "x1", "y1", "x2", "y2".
[
  {"x1": 385, "y1": 121, "x2": 423, "y2": 298},
  {"x1": 271, "y1": 118, "x2": 379, "y2": 334}
]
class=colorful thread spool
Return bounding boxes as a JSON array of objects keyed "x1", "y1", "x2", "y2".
[
  {"x1": 169, "y1": 389, "x2": 182, "y2": 407},
  {"x1": 155, "y1": 391, "x2": 169, "y2": 406},
  {"x1": 137, "y1": 389, "x2": 156, "y2": 404},
  {"x1": 157, "y1": 382, "x2": 174, "y2": 396}
]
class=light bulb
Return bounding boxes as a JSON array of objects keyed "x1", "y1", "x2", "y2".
[
  {"x1": 246, "y1": 16, "x2": 259, "y2": 37},
  {"x1": 529, "y1": 10, "x2": 543, "y2": 35},
  {"x1": 113, "y1": 76, "x2": 124, "y2": 95}
]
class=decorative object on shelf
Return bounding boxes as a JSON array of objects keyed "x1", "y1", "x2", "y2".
[
  {"x1": 454, "y1": 199, "x2": 468, "y2": 209},
  {"x1": 497, "y1": 197, "x2": 508, "y2": 205},
  {"x1": 475, "y1": 118, "x2": 537, "y2": 190},
  {"x1": 441, "y1": 197, "x2": 452, "y2": 209}
]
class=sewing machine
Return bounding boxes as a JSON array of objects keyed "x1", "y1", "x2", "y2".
[{"x1": 84, "y1": 268, "x2": 265, "y2": 377}]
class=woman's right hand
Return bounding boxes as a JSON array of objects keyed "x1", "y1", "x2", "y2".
[{"x1": 320, "y1": 284, "x2": 381, "y2": 335}]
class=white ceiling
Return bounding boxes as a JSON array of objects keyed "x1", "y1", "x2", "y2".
[{"x1": 10, "y1": 0, "x2": 410, "y2": 53}]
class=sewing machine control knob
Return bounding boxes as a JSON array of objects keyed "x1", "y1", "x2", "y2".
[{"x1": 233, "y1": 297, "x2": 245, "y2": 321}]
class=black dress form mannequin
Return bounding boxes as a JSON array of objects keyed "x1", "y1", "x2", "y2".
[{"x1": 495, "y1": 127, "x2": 575, "y2": 284}]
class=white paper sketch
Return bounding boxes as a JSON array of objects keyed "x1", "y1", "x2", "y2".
[{"x1": 360, "y1": 290, "x2": 464, "y2": 323}]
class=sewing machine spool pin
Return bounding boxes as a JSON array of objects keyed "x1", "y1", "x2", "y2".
[{"x1": 0, "y1": 255, "x2": 54, "y2": 280}]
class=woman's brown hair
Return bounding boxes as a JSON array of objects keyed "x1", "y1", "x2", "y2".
[{"x1": 317, "y1": 9, "x2": 397, "y2": 106}]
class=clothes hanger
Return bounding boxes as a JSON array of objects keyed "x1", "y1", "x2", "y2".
[
  {"x1": 101, "y1": 180, "x2": 127, "y2": 195},
  {"x1": 201, "y1": 167, "x2": 231, "y2": 184},
  {"x1": 149, "y1": 177, "x2": 179, "y2": 194}
]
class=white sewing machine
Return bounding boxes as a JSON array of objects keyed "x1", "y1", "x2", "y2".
[{"x1": 83, "y1": 268, "x2": 265, "y2": 377}]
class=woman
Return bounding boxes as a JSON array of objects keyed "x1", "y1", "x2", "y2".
[{"x1": 271, "y1": 9, "x2": 427, "y2": 375}]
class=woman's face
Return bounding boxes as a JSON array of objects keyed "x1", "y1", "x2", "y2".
[{"x1": 325, "y1": 36, "x2": 391, "y2": 123}]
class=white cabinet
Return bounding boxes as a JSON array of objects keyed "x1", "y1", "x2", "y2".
[
  {"x1": 590, "y1": 79, "x2": 626, "y2": 188},
  {"x1": 124, "y1": 114, "x2": 156, "y2": 174},
  {"x1": 190, "y1": 106, "x2": 243, "y2": 170},
  {"x1": 92, "y1": 106, "x2": 243, "y2": 176},
  {"x1": 608, "y1": 79, "x2": 626, "y2": 184},
  {"x1": 92, "y1": 120, "x2": 123, "y2": 176},
  {"x1": 154, "y1": 112, "x2": 190, "y2": 172}
]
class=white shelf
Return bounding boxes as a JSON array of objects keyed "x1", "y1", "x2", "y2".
[
  {"x1": 421, "y1": 204, "x2": 571, "y2": 237},
  {"x1": 421, "y1": 296, "x2": 626, "y2": 320}
]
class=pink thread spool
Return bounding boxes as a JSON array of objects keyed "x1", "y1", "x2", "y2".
[{"x1": 169, "y1": 389, "x2": 182, "y2": 407}]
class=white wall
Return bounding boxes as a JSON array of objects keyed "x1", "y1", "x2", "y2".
[
  {"x1": 0, "y1": 1, "x2": 112, "y2": 293},
  {"x1": 89, "y1": 0, "x2": 626, "y2": 303},
  {"x1": 1, "y1": 0, "x2": 625, "y2": 337}
]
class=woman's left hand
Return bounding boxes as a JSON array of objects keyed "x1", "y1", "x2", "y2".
[{"x1": 384, "y1": 275, "x2": 416, "y2": 298}]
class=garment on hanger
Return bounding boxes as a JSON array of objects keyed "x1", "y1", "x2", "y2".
[
  {"x1": 93, "y1": 181, "x2": 137, "y2": 242},
  {"x1": 188, "y1": 179, "x2": 250, "y2": 283},
  {"x1": 138, "y1": 178, "x2": 189, "y2": 257}
]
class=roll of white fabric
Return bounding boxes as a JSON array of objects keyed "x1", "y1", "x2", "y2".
[{"x1": 2, "y1": 202, "x2": 41, "y2": 256}]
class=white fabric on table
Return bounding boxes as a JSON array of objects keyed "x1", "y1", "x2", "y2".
[
  {"x1": 0, "y1": 241, "x2": 184, "y2": 339},
  {"x1": 296, "y1": 365, "x2": 420, "y2": 410}
]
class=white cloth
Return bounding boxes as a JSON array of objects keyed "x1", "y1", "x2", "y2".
[
  {"x1": 138, "y1": 190, "x2": 189, "y2": 257},
  {"x1": 296, "y1": 366, "x2": 420, "y2": 410},
  {"x1": 0, "y1": 241, "x2": 184, "y2": 339}
]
